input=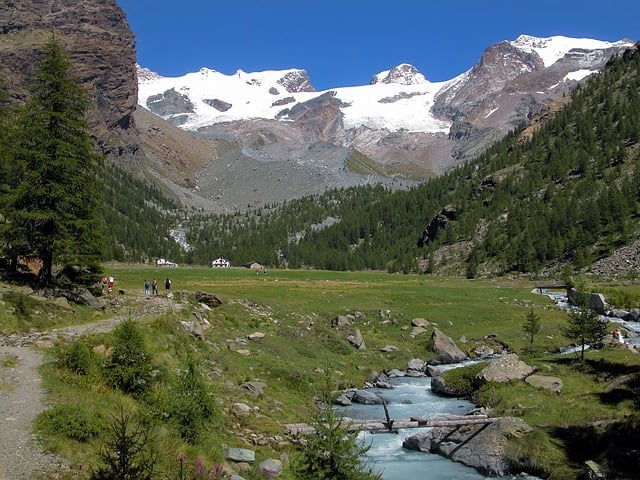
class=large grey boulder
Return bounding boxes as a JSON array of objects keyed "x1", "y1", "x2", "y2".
[
  {"x1": 431, "y1": 328, "x2": 467, "y2": 364},
  {"x1": 225, "y1": 447, "x2": 255, "y2": 463},
  {"x1": 525, "y1": 374, "x2": 563, "y2": 394},
  {"x1": 477, "y1": 352, "x2": 533, "y2": 384},
  {"x1": 407, "y1": 358, "x2": 427, "y2": 376},
  {"x1": 351, "y1": 390, "x2": 383, "y2": 404},
  {"x1": 403, "y1": 417, "x2": 532, "y2": 476},
  {"x1": 430, "y1": 375, "x2": 462, "y2": 397},
  {"x1": 567, "y1": 289, "x2": 608, "y2": 314}
]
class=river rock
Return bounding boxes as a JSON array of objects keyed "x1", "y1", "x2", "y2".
[
  {"x1": 333, "y1": 393, "x2": 352, "y2": 406},
  {"x1": 426, "y1": 365, "x2": 441, "y2": 377},
  {"x1": 351, "y1": 389, "x2": 383, "y2": 404},
  {"x1": 430, "y1": 375, "x2": 463, "y2": 396},
  {"x1": 431, "y1": 328, "x2": 467, "y2": 364},
  {"x1": 403, "y1": 417, "x2": 532, "y2": 476},
  {"x1": 407, "y1": 358, "x2": 426, "y2": 372},
  {"x1": 568, "y1": 289, "x2": 608, "y2": 314}
]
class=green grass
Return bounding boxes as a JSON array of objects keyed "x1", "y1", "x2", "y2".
[{"x1": 2, "y1": 265, "x2": 639, "y2": 479}]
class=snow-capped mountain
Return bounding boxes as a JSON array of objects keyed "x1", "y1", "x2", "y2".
[
  {"x1": 138, "y1": 63, "x2": 453, "y2": 134},
  {"x1": 138, "y1": 35, "x2": 632, "y2": 135},
  {"x1": 135, "y1": 35, "x2": 635, "y2": 212}
]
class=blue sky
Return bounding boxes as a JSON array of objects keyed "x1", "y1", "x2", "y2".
[{"x1": 116, "y1": 0, "x2": 640, "y2": 91}]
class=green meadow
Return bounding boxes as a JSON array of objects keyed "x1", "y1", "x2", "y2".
[{"x1": 2, "y1": 266, "x2": 640, "y2": 479}]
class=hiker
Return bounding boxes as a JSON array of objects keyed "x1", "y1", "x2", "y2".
[
  {"x1": 144, "y1": 279, "x2": 150, "y2": 297},
  {"x1": 165, "y1": 277, "x2": 171, "y2": 293},
  {"x1": 152, "y1": 278, "x2": 158, "y2": 295},
  {"x1": 108, "y1": 276, "x2": 114, "y2": 294}
]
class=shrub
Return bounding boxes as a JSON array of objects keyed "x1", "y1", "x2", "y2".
[
  {"x1": 103, "y1": 318, "x2": 153, "y2": 396},
  {"x1": 4, "y1": 292, "x2": 33, "y2": 319},
  {"x1": 55, "y1": 339, "x2": 94, "y2": 375},
  {"x1": 36, "y1": 403, "x2": 102, "y2": 442},
  {"x1": 163, "y1": 355, "x2": 217, "y2": 443}
]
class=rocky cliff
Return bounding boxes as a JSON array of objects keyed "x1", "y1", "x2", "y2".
[{"x1": 0, "y1": 0, "x2": 138, "y2": 157}]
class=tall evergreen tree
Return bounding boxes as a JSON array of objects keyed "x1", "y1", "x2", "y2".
[
  {"x1": 0, "y1": 72, "x2": 10, "y2": 200},
  {"x1": 3, "y1": 36, "x2": 104, "y2": 285}
]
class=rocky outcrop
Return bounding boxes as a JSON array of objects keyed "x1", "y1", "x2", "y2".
[
  {"x1": 402, "y1": 417, "x2": 533, "y2": 476},
  {"x1": 418, "y1": 205, "x2": 459, "y2": 246},
  {"x1": 276, "y1": 70, "x2": 315, "y2": 93},
  {"x1": 0, "y1": 0, "x2": 138, "y2": 157}
]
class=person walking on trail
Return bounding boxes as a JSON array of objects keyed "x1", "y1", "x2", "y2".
[
  {"x1": 144, "y1": 279, "x2": 150, "y2": 297},
  {"x1": 152, "y1": 278, "x2": 158, "y2": 295},
  {"x1": 165, "y1": 277, "x2": 171, "y2": 294}
]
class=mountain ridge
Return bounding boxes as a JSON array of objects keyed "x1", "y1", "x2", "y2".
[
  {"x1": 137, "y1": 35, "x2": 633, "y2": 132},
  {"x1": 133, "y1": 34, "x2": 635, "y2": 213}
]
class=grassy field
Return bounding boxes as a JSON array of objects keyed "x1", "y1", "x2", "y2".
[{"x1": 2, "y1": 265, "x2": 640, "y2": 479}]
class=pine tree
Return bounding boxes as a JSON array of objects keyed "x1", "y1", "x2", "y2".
[
  {"x1": 523, "y1": 307, "x2": 541, "y2": 353},
  {"x1": 3, "y1": 36, "x2": 104, "y2": 285},
  {"x1": 564, "y1": 302, "x2": 608, "y2": 362},
  {"x1": 0, "y1": 72, "x2": 11, "y2": 202},
  {"x1": 291, "y1": 376, "x2": 382, "y2": 480}
]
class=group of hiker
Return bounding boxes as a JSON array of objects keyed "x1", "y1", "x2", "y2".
[{"x1": 144, "y1": 277, "x2": 171, "y2": 297}]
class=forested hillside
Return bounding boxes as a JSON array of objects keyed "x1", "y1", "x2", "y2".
[
  {"x1": 173, "y1": 44, "x2": 640, "y2": 277},
  {"x1": 3, "y1": 43, "x2": 638, "y2": 279}
]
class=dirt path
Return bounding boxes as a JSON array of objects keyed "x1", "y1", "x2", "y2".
[
  {"x1": 0, "y1": 294, "x2": 181, "y2": 479},
  {"x1": 0, "y1": 346, "x2": 64, "y2": 479}
]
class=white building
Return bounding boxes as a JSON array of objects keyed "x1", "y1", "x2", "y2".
[
  {"x1": 156, "y1": 258, "x2": 178, "y2": 267},
  {"x1": 211, "y1": 257, "x2": 231, "y2": 268}
]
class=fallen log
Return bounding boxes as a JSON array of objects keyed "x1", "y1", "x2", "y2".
[{"x1": 284, "y1": 414, "x2": 495, "y2": 435}]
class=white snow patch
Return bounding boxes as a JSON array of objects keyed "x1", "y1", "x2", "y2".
[
  {"x1": 484, "y1": 107, "x2": 499, "y2": 118},
  {"x1": 564, "y1": 69, "x2": 597, "y2": 82}
]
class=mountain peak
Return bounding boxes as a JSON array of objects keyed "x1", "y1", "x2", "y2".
[
  {"x1": 276, "y1": 69, "x2": 316, "y2": 93},
  {"x1": 510, "y1": 34, "x2": 635, "y2": 67},
  {"x1": 137, "y1": 64, "x2": 161, "y2": 83},
  {"x1": 370, "y1": 64, "x2": 427, "y2": 85}
]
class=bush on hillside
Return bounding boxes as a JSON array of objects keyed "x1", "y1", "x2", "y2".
[
  {"x1": 103, "y1": 318, "x2": 154, "y2": 396},
  {"x1": 36, "y1": 403, "x2": 103, "y2": 442}
]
